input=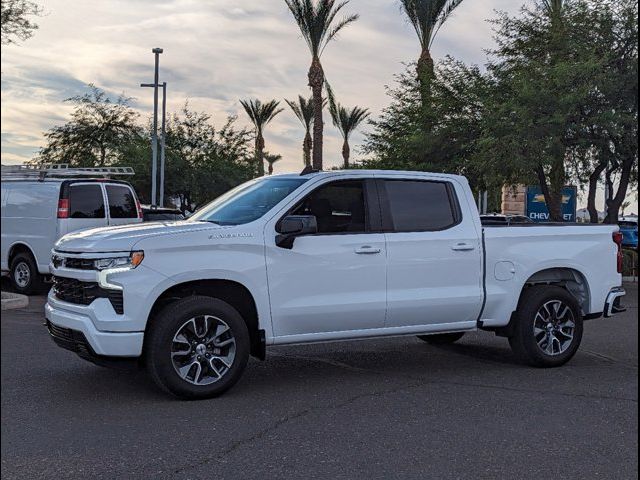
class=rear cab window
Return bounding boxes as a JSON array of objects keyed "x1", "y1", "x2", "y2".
[
  {"x1": 380, "y1": 179, "x2": 460, "y2": 232},
  {"x1": 68, "y1": 184, "x2": 105, "y2": 219}
]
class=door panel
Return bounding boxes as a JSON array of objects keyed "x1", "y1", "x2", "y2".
[
  {"x1": 266, "y1": 233, "x2": 387, "y2": 336},
  {"x1": 380, "y1": 178, "x2": 483, "y2": 327}
]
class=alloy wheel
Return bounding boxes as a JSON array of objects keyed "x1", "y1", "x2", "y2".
[
  {"x1": 533, "y1": 300, "x2": 576, "y2": 356},
  {"x1": 171, "y1": 315, "x2": 236, "y2": 385}
]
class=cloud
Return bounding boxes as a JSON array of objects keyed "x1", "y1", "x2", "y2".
[{"x1": 1, "y1": 0, "x2": 523, "y2": 172}]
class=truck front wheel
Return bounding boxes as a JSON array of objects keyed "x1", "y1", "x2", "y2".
[
  {"x1": 145, "y1": 296, "x2": 250, "y2": 399},
  {"x1": 509, "y1": 286, "x2": 583, "y2": 367}
]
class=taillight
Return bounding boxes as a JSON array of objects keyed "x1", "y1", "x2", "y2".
[
  {"x1": 613, "y1": 231, "x2": 624, "y2": 274},
  {"x1": 57, "y1": 199, "x2": 69, "y2": 219}
]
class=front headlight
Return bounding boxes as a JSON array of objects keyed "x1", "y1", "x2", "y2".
[{"x1": 94, "y1": 251, "x2": 144, "y2": 271}]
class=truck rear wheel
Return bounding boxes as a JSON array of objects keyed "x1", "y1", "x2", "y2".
[
  {"x1": 10, "y1": 252, "x2": 45, "y2": 295},
  {"x1": 145, "y1": 296, "x2": 250, "y2": 399},
  {"x1": 417, "y1": 332, "x2": 465, "y2": 345},
  {"x1": 509, "y1": 286, "x2": 583, "y2": 367}
]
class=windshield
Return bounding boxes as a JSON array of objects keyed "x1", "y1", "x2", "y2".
[{"x1": 189, "y1": 177, "x2": 308, "y2": 226}]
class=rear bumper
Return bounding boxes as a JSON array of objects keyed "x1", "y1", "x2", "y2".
[{"x1": 604, "y1": 287, "x2": 626, "y2": 318}]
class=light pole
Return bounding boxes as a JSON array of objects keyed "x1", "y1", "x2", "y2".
[
  {"x1": 141, "y1": 47, "x2": 163, "y2": 206},
  {"x1": 160, "y1": 82, "x2": 167, "y2": 207}
]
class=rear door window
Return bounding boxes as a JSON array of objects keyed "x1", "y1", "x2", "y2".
[
  {"x1": 68, "y1": 184, "x2": 105, "y2": 219},
  {"x1": 105, "y1": 184, "x2": 137, "y2": 218},
  {"x1": 382, "y1": 180, "x2": 459, "y2": 232}
]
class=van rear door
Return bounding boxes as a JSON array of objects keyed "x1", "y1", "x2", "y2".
[
  {"x1": 105, "y1": 183, "x2": 142, "y2": 227},
  {"x1": 58, "y1": 182, "x2": 108, "y2": 236}
]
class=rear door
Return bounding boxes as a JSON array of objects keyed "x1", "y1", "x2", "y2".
[
  {"x1": 379, "y1": 176, "x2": 484, "y2": 328},
  {"x1": 105, "y1": 183, "x2": 141, "y2": 226},
  {"x1": 58, "y1": 182, "x2": 107, "y2": 236}
]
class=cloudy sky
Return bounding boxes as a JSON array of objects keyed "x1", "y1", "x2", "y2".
[{"x1": 1, "y1": 0, "x2": 527, "y2": 171}]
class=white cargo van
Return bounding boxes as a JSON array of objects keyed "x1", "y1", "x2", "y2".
[{"x1": 1, "y1": 165, "x2": 142, "y2": 294}]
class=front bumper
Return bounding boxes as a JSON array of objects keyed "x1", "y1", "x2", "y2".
[
  {"x1": 45, "y1": 298, "x2": 144, "y2": 357},
  {"x1": 604, "y1": 287, "x2": 626, "y2": 318}
]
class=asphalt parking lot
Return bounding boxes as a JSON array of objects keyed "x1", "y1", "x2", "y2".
[{"x1": 1, "y1": 285, "x2": 637, "y2": 480}]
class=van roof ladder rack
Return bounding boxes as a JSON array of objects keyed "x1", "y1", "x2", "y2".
[{"x1": 1, "y1": 164, "x2": 135, "y2": 181}]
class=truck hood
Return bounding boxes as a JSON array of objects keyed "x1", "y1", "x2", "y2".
[{"x1": 54, "y1": 221, "x2": 222, "y2": 253}]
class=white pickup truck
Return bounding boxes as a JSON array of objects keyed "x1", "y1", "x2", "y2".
[{"x1": 45, "y1": 170, "x2": 627, "y2": 399}]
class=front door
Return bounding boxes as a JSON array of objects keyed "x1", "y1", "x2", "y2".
[
  {"x1": 379, "y1": 177, "x2": 484, "y2": 328},
  {"x1": 266, "y1": 179, "x2": 387, "y2": 338}
]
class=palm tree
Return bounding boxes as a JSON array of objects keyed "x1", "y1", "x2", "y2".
[
  {"x1": 264, "y1": 152, "x2": 283, "y2": 175},
  {"x1": 240, "y1": 99, "x2": 283, "y2": 176},
  {"x1": 285, "y1": 0, "x2": 359, "y2": 170},
  {"x1": 330, "y1": 103, "x2": 369, "y2": 168},
  {"x1": 399, "y1": 0, "x2": 464, "y2": 107},
  {"x1": 286, "y1": 95, "x2": 315, "y2": 167}
]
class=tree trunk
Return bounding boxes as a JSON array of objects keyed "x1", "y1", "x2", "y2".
[
  {"x1": 587, "y1": 160, "x2": 607, "y2": 223},
  {"x1": 417, "y1": 47, "x2": 435, "y2": 112},
  {"x1": 342, "y1": 139, "x2": 350, "y2": 169},
  {"x1": 255, "y1": 134, "x2": 265, "y2": 177},
  {"x1": 268, "y1": 162, "x2": 274, "y2": 175},
  {"x1": 308, "y1": 57, "x2": 324, "y2": 170},
  {"x1": 303, "y1": 131, "x2": 312, "y2": 167},
  {"x1": 536, "y1": 165, "x2": 564, "y2": 222},
  {"x1": 604, "y1": 157, "x2": 634, "y2": 224}
]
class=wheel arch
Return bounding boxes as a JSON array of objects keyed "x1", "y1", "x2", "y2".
[
  {"x1": 145, "y1": 279, "x2": 265, "y2": 360},
  {"x1": 7, "y1": 241, "x2": 38, "y2": 266},
  {"x1": 520, "y1": 267, "x2": 591, "y2": 316}
]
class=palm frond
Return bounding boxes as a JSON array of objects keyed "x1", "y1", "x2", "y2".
[
  {"x1": 330, "y1": 102, "x2": 370, "y2": 140},
  {"x1": 240, "y1": 99, "x2": 283, "y2": 134},
  {"x1": 285, "y1": 95, "x2": 315, "y2": 130},
  {"x1": 399, "y1": 0, "x2": 464, "y2": 49},
  {"x1": 285, "y1": 0, "x2": 358, "y2": 58}
]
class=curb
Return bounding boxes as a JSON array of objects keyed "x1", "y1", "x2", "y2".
[{"x1": 1, "y1": 291, "x2": 29, "y2": 311}]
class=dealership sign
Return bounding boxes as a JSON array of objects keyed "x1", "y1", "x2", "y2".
[{"x1": 526, "y1": 186, "x2": 577, "y2": 222}]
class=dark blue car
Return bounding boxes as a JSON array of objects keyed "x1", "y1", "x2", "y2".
[{"x1": 619, "y1": 220, "x2": 638, "y2": 249}]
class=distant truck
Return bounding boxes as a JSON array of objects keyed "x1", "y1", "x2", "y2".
[
  {"x1": 45, "y1": 170, "x2": 626, "y2": 399},
  {"x1": 1, "y1": 165, "x2": 142, "y2": 294}
]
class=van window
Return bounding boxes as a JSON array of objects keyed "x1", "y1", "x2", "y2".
[
  {"x1": 106, "y1": 185, "x2": 137, "y2": 218},
  {"x1": 383, "y1": 180, "x2": 458, "y2": 232},
  {"x1": 68, "y1": 184, "x2": 105, "y2": 219}
]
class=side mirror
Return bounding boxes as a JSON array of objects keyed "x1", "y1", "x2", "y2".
[{"x1": 276, "y1": 215, "x2": 318, "y2": 249}]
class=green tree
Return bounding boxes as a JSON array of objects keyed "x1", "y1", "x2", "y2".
[
  {"x1": 240, "y1": 99, "x2": 283, "y2": 177},
  {"x1": 399, "y1": 0, "x2": 464, "y2": 110},
  {"x1": 285, "y1": 0, "x2": 358, "y2": 170},
  {"x1": 1, "y1": 0, "x2": 42, "y2": 44},
  {"x1": 38, "y1": 85, "x2": 140, "y2": 167},
  {"x1": 329, "y1": 102, "x2": 369, "y2": 168},
  {"x1": 285, "y1": 95, "x2": 315, "y2": 167}
]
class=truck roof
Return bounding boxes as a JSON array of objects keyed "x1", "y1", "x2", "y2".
[{"x1": 272, "y1": 169, "x2": 467, "y2": 182}]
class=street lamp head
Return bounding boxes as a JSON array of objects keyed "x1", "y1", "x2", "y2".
[{"x1": 152, "y1": 47, "x2": 164, "y2": 54}]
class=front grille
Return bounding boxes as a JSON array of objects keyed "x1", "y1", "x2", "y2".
[
  {"x1": 63, "y1": 257, "x2": 96, "y2": 270},
  {"x1": 46, "y1": 320, "x2": 94, "y2": 358},
  {"x1": 52, "y1": 276, "x2": 124, "y2": 314}
]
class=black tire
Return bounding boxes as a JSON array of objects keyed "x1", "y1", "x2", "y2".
[
  {"x1": 145, "y1": 296, "x2": 250, "y2": 399},
  {"x1": 508, "y1": 286, "x2": 583, "y2": 368},
  {"x1": 9, "y1": 252, "x2": 45, "y2": 295},
  {"x1": 417, "y1": 332, "x2": 465, "y2": 345}
]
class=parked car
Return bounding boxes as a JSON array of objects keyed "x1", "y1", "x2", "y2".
[
  {"x1": 46, "y1": 170, "x2": 626, "y2": 399},
  {"x1": 618, "y1": 219, "x2": 638, "y2": 249},
  {"x1": 141, "y1": 205, "x2": 184, "y2": 222},
  {"x1": 1, "y1": 166, "x2": 142, "y2": 294}
]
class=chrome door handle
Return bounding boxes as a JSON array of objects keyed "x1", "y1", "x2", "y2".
[
  {"x1": 451, "y1": 243, "x2": 475, "y2": 252},
  {"x1": 355, "y1": 246, "x2": 381, "y2": 254}
]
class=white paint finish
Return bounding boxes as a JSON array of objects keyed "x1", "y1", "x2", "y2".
[
  {"x1": 266, "y1": 233, "x2": 387, "y2": 336},
  {"x1": 1, "y1": 179, "x2": 141, "y2": 274},
  {"x1": 41, "y1": 170, "x2": 625, "y2": 357}
]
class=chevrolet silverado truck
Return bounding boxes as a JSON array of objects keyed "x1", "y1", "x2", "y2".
[{"x1": 45, "y1": 170, "x2": 627, "y2": 399}]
